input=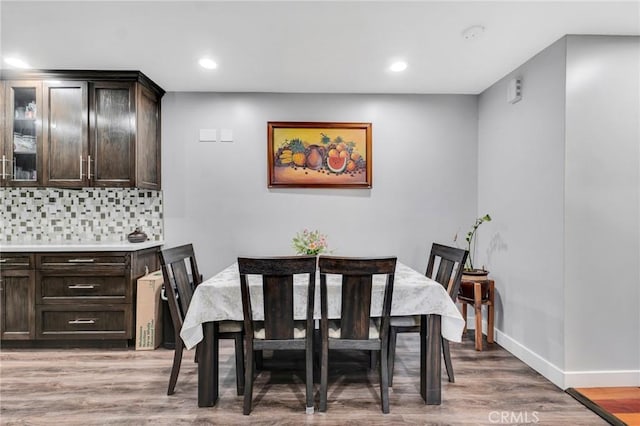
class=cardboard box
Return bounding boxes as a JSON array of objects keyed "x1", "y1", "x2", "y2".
[{"x1": 136, "y1": 270, "x2": 164, "y2": 350}]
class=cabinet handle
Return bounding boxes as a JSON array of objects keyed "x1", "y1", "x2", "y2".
[
  {"x1": 67, "y1": 258, "x2": 95, "y2": 263},
  {"x1": 79, "y1": 155, "x2": 84, "y2": 179},
  {"x1": 0, "y1": 259, "x2": 6, "y2": 263},
  {"x1": 68, "y1": 318, "x2": 97, "y2": 325},
  {"x1": 68, "y1": 284, "x2": 99, "y2": 289},
  {"x1": 88, "y1": 155, "x2": 92, "y2": 179},
  {"x1": 1, "y1": 155, "x2": 12, "y2": 179}
]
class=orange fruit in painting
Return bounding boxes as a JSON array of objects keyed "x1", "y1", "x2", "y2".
[
  {"x1": 328, "y1": 149, "x2": 339, "y2": 158},
  {"x1": 293, "y1": 152, "x2": 306, "y2": 166},
  {"x1": 339, "y1": 150, "x2": 349, "y2": 159},
  {"x1": 346, "y1": 160, "x2": 356, "y2": 172},
  {"x1": 351, "y1": 151, "x2": 361, "y2": 161},
  {"x1": 337, "y1": 142, "x2": 348, "y2": 152}
]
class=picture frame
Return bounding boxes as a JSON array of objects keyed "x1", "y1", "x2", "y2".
[{"x1": 267, "y1": 121, "x2": 372, "y2": 188}]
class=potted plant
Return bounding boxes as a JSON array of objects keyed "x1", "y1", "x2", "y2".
[{"x1": 458, "y1": 214, "x2": 492, "y2": 280}]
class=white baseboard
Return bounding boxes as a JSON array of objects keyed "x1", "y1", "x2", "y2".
[
  {"x1": 564, "y1": 369, "x2": 640, "y2": 388},
  {"x1": 477, "y1": 326, "x2": 640, "y2": 389},
  {"x1": 493, "y1": 328, "x2": 566, "y2": 388}
]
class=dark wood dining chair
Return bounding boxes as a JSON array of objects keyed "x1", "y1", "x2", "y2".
[
  {"x1": 159, "y1": 244, "x2": 244, "y2": 396},
  {"x1": 318, "y1": 256, "x2": 397, "y2": 414},
  {"x1": 238, "y1": 256, "x2": 317, "y2": 415},
  {"x1": 388, "y1": 243, "x2": 467, "y2": 385}
]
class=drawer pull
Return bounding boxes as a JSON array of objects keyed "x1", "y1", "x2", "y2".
[
  {"x1": 68, "y1": 284, "x2": 99, "y2": 289},
  {"x1": 0, "y1": 259, "x2": 6, "y2": 263},
  {"x1": 68, "y1": 318, "x2": 97, "y2": 325},
  {"x1": 67, "y1": 258, "x2": 95, "y2": 263}
]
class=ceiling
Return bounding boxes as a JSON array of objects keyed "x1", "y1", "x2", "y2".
[{"x1": 1, "y1": 1, "x2": 638, "y2": 94}]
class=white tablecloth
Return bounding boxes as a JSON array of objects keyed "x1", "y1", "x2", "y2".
[{"x1": 180, "y1": 262, "x2": 465, "y2": 350}]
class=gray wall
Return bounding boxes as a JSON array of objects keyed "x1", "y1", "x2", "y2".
[
  {"x1": 478, "y1": 38, "x2": 568, "y2": 372},
  {"x1": 478, "y1": 35, "x2": 640, "y2": 387},
  {"x1": 161, "y1": 93, "x2": 478, "y2": 278},
  {"x1": 564, "y1": 36, "x2": 640, "y2": 378}
]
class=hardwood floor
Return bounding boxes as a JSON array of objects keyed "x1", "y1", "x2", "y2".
[
  {"x1": 572, "y1": 387, "x2": 640, "y2": 425},
  {"x1": 0, "y1": 332, "x2": 605, "y2": 425}
]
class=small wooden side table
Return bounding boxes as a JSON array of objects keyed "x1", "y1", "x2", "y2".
[{"x1": 458, "y1": 279, "x2": 495, "y2": 351}]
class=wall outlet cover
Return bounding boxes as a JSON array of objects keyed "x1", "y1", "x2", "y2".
[
  {"x1": 199, "y1": 129, "x2": 217, "y2": 142},
  {"x1": 220, "y1": 128, "x2": 233, "y2": 142}
]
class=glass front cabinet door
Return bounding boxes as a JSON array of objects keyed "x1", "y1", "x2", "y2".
[{"x1": 3, "y1": 81, "x2": 43, "y2": 186}]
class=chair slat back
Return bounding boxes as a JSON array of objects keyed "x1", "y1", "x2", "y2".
[
  {"x1": 340, "y1": 275, "x2": 373, "y2": 339},
  {"x1": 425, "y1": 243, "x2": 468, "y2": 301},
  {"x1": 318, "y1": 256, "x2": 397, "y2": 340},
  {"x1": 238, "y1": 256, "x2": 316, "y2": 340},
  {"x1": 263, "y1": 275, "x2": 294, "y2": 339},
  {"x1": 159, "y1": 244, "x2": 202, "y2": 333}
]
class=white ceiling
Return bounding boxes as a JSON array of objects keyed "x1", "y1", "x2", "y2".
[{"x1": 1, "y1": 1, "x2": 638, "y2": 94}]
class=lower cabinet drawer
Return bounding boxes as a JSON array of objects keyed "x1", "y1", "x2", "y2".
[
  {"x1": 36, "y1": 305, "x2": 131, "y2": 340},
  {"x1": 0, "y1": 254, "x2": 34, "y2": 270},
  {"x1": 37, "y1": 275, "x2": 128, "y2": 303}
]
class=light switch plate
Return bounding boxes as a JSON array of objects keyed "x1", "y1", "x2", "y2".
[
  {"x1": 220, "y1": 128, "x2": 233, "y2": 142},
  {"x1": 199, "y1": 129, "x2": 217, "y2": 142}
]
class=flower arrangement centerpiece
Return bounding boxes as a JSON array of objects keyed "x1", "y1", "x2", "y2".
[{"x1": 292, "y1": 229, "x2": 330, "y2": 255}]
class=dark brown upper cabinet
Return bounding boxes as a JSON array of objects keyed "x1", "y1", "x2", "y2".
[
  {"x1": 42, "y1": 80, "x2": 89, "y2": 187},
  {"x1": 1, "y1": 70, "x2": 164, "y2": 190},
  {"x1": 135, "y1": 83, "x2": 161, "y2": 190},
  {"x1": 90, "y1": 82, "x2": 136, "y2": 188}
]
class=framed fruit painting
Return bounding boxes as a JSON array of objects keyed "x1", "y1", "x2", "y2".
[{"x1": 267, "y1": 121, "x2": 372, "y2": 188}]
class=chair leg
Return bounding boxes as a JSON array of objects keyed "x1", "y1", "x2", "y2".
[
  {"x1": 313, "y1": 329, "x2": 321, "y2": 383},
  {"x1": 243, "y1": 341, "x2": 254, "y2": 415},
  {"x1": 255, "y1": 350, "x2": 264, "y2": 370},
  {"x1": 388, "y1": 326, "x2": 398, "y2": 387},
  {"x1": 167, "y1": 341, "x2": 184, "y2": 395},
  {"x1": 461, "y1": 303, "x2": 468, "y2": 335},
  {"x1": 380, "y1": 346, "x2": 390, "y2": 414},
  {"x1": 442, "y1": 337, "x2": 454, "y2": 383},
  {"x1": 305, "y1": 339, "x2": 314, "y2": 414},
  {"x1": 474, "y1": 282, "x2": 483, "y2": 351},
  {"x1": 419, "y1": 315, "x2": 427, "y2": 399},
  {"x1": 320, "y1": 333, "x2": 329, "y2": 412},
  {"x1": 234, "y1": 333, "x2": 245, "y2": 396},
  {"x1": 369, "y1": 350, "x2": 378, "y2": 371}
]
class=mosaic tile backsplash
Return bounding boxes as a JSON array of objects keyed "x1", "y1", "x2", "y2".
[{"x1": 0, "y1": 188, "x2": 163, "y2": 243}]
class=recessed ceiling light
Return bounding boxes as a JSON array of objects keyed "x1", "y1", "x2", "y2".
[
  {"x1": 462, "y1": 25, "x2": 485, "y2": 41},
  {"x1": 389, "y1": 61, "x2": 408, "y2": 72},
  {"x1": 199, "y1": 58, "x2": 217, "y2": 70},
  {"x1": 4, "y1": 57, "x2": 30, "y2": 69}
]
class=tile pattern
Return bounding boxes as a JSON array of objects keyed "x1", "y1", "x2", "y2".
[{"x1": 0, "y1": 188, "x2": 163, "y2": 243}]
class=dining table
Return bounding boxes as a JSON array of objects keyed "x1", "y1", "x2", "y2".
[{"x1": 180, "y1": 261, "x2": 465, "y2": 408}]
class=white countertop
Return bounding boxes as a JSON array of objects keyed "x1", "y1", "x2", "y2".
[{"x1": 0, "y1": 240, "x2": 164, "y2": 252}]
